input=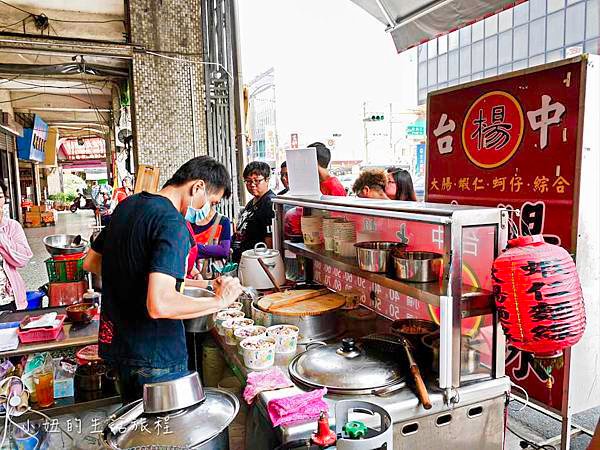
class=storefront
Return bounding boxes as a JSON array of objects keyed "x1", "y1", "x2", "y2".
[
  {"x1": 16, "y1": 114, "x2": 47, "y2": 211},
  {"x1": 0, "y1": 128, "x2": 20, "y2": 220}
]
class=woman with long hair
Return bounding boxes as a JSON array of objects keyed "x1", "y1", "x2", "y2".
[{"x1": 386, "y1": 167, "x2": 417, "y2": 201}]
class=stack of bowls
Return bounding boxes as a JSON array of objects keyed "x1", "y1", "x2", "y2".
[
  {"x1": 322, "y1": 217, "x2": 341, "y2": 251},
  {"x1": 300, "y1": 216, "x2": 323, "y2": 247},
  {"x1": 334, "y1": 222, "x2": 357, "y2": 257}
]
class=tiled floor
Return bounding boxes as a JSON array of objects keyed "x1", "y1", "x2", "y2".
[{"x1": 21, "y1": 210, "x2": 98, "y2": 292}]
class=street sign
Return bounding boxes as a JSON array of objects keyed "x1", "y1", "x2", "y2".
[
  {"x1": 415, "y1": 143, "x2": 425, "y2": 176},
  {"x1": 406, "y1": 125, "x2": 425, "y2": 136}
]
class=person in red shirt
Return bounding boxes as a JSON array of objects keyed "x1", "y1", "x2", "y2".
[{"x1": 308, "y1": 142, "x2": 347, "y2": 196}]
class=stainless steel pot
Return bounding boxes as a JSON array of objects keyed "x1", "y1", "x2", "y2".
[
  {"x1": 239, "y1": 243, "x2": 286, "y2": 290},
  {"x1": 288, "y1": 338, "x2": 406, "y2": 396},
  {"x1": 250, "y1": 297, "x2": 342, "y2": 343},
  {"x1": 355, "y1": 241, "x2": 403, "y2": 273},
  {"x1": 392, "y1": 250, "x2": 443, "y2": 282},
  {"x1": 102, "y1": 372, "x2": 238, "y2": 450},
  {"x1": 43, "y1": 234, "x2": 89, "y2": 256},
  {"x1": 183, "y1": 287, "x2": 216, "y2": 333}
]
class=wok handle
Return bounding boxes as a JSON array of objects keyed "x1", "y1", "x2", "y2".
[
  {"x1": 258, "y1": 258, "x2": 282, "y2": 292},
  {"x1": 410, "y1": 365, "x2": 432, "y2": 410},
  {"x1": 372, "y1": 380, "x2": 406, "y2": 397}
]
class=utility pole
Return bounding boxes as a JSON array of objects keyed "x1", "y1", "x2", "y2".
[
  {"x1": 363, "y1": 102, "x2": 369, "y2": 163},
  {"x1": 389, "y1": 102, "x2": 393, "y2": 162}
]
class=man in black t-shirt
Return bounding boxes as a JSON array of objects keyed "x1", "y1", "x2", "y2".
[
  {"x1": 83, "y1": 156, "x2": 242, "y2": 403},
  {"x1": 232, "y1": 161, "x2": 276, "y2": 262}
]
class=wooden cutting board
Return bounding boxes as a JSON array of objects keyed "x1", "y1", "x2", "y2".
[{"x1": 258, "y1": 290, "x2": 346, "y2": 317}]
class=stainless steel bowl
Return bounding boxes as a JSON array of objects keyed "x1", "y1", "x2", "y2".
[
  {"x1": 392, "y1": 250, "x2": 443, "y2": 282},
  {"x1": 355, "y1": 241, "x2": 403, "y2": 273},
  {"x1": 43, "y1": 234, "x2": 89, "y2": 256},
  {"x1": 143, "y1": 371, "x2": 205, "y2": 413},
  {"x1": 183, "y1": 287, "x2": 216, "y2": 333}
]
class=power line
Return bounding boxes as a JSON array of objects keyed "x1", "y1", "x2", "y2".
[
  {"x1": 0, "y1": 0, "x2": 32, "y2": 15},
  {"x1": 0, "y1": 14, "x2": 30, "y2": 32}
]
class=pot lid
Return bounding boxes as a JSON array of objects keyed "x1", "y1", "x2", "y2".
[
  {"x1": 241, "y1": 242, "x2": 281, "y2": 259},
  {"x1": 104, "y1": 389, "x2": 239, "y2": 449},
  {"x1": 289, "y1": 338, "x2": 405, "y2": 393}
]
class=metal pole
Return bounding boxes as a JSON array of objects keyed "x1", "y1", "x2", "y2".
[
  {"x1": 363, "y1": 102, "x2": 369, "y2": 163},
  {"x1": 229, "y1": 0, "x2": 247, "y2": 208},
  {"x1": 560, "y1": 347, "x2": 573, "y2": 450},
  {"x1": 189, "y1": 64, "x2": 198, "y2": 157},
  {"x1": 389, "y1": 102, "x2": 393, "y2": 159}
]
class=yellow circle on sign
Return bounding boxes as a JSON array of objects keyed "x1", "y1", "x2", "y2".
[{"x1": 461, "y1": 90, "x2": 524, "y2": 169}]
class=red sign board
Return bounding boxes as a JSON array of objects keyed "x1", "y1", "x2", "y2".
[
  {"x1": 426, "y1": 57, "x2": 587, "y2": 411},
  {"x1": 427, "y1": 57, "x2": 585, "y2": 252}
]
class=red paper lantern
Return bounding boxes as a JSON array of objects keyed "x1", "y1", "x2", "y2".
[{"x1": 492, "y1": 235, "x2": 586, "y2": 358}]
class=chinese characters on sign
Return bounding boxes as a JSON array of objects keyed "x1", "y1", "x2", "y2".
[{"x1": 426, "y1": 58, "x2": 585, "y2": 410}]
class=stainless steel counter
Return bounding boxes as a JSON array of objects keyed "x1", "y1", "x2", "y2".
[{"x1": 212, "y1": 317, "x2": 510, "y2": 449}]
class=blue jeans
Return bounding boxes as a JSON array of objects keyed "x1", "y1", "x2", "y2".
[{"x1": 116, "y1": 363, "x2": 189, "y2": 404}]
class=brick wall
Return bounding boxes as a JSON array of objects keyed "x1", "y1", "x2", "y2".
[{"x1": 128, "y1": 0, "x2": 208, "y2": 185}]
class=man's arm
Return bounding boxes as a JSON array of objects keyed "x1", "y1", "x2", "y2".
[
  {"x1": 147, "y1": 273, "x2": 241, "y2": 320},
  {"x1": 83, "y1": 248, "x2": 102, "y2": 276}
]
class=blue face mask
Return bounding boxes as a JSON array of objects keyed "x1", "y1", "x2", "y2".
[{"x1": 185, "y1": 188, "x2": 211, "y2": 224}]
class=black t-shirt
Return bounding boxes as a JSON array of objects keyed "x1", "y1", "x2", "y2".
[
  {"x1": 232, "y1": 190, "x2": 275, "y2": 262},
  {"x1": 92, "y1": 192, "x2": 193, "y2": 368}
]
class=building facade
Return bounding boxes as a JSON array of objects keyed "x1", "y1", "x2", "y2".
[
  {"x1": 417, "y1": 0, "x2": 600, "y2": 104},
  {"x1": 247, "y1": 68, "x2": 278, "y2": 166}
]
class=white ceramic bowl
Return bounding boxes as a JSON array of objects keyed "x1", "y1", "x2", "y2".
[
  {"x1": 240, "y1": 336, "x2": 276, "y2": 370},
  {"x1": 266, "y1": 325, "x2": 300, "y2": 354},
  {"x1": 215, "y1": 309, "x2": 245, "y2": 336},
  {"x1": 222, "y1": 317, "x2": 254, "y2": 345}
]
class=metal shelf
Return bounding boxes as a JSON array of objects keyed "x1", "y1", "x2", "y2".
[{"x1": 284, "y1": 241, "x2": 494, "y2": 318}]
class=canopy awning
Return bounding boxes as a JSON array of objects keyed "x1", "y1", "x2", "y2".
[
  {"x1": 58, "y1": 138, "x2": 106, "y2": 161},
  {"x1": 350, "y1": 0, "x2": 518, "y2": 52}
]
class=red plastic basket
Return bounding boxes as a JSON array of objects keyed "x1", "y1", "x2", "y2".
[{"x1": 17, "y1": 314, "x2": 66, "y2": 344}]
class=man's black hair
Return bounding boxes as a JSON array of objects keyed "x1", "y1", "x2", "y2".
[
  {"x1": 308, "y1": 142, "x2": 331, "y2": 169},
  {"x1": 164, "y1": 155, "x2": 232, "y2": 198},
  {"x1": 281, "y1": 161, "x2": 287, "y2": 169},
  {"x1": 243, "y1": 161, "x2": 271, "y2": 180}
]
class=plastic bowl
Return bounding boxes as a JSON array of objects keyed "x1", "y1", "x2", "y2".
[
  {"x1": 266, "y1": 325, "x2": 300, "y2": 354},
  {"x1": 240, "y1": 336, "x2": 275, "y2": 370}
]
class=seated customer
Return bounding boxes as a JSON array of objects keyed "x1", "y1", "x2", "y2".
[
  {"x1": 386, "y1": 167, "x2": 417, "y2": 201},
  {"x1": 232, "y1": 161, "x2": 275, "y2": 262},
  {"x1": 352, "y1": 169, "x2": 390, "y2": 199},
  {"x1": 308, "y1": 142, "x2": 346, "y2": 196}
]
